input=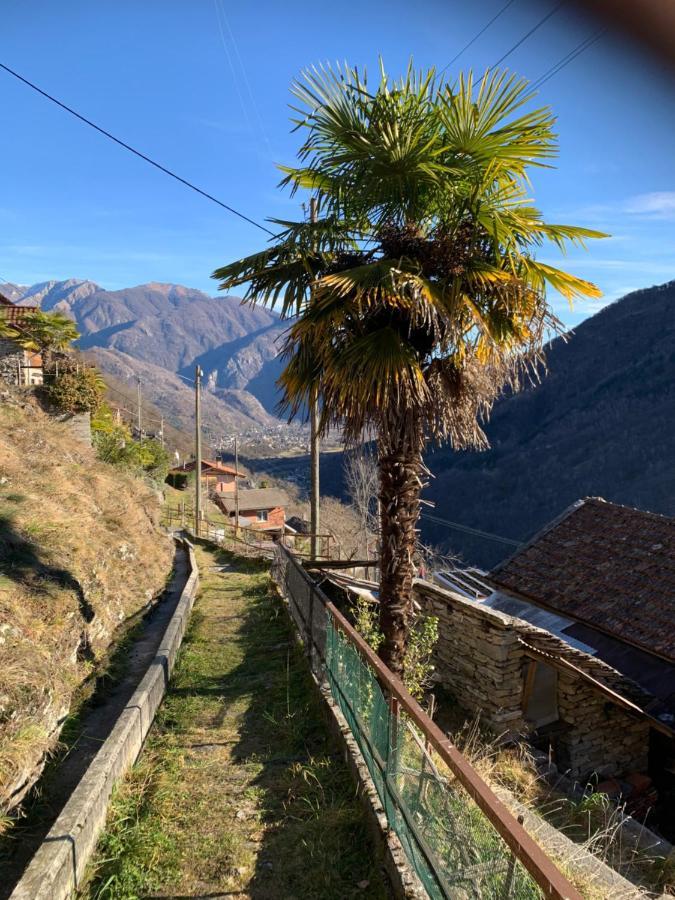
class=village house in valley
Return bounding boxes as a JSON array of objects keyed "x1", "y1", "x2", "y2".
[
  {"x1": 419, "y1": 497, "x2": 675, "y2": 836},
  {"x1": 0, "y1": 294, "x2": 43, "y2": 386},
  {"x1": 169, "y1": 458, "x2": 245, "y2": 494},
  {"x1": 168, "y1": 458, "x2": 288, "y2": 533},
  {"x1": 214, "y1": 486, "x2": 288, "y2": 531}
]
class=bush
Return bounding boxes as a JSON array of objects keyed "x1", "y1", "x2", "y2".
[
  {"x1": 92, "y1": 403, "x2": 170, "y2": 482},
  {"x1": 43, "y1": 368, "x2": 104, "y2": 414},
  {"x1": 166, "y1": 472, "x2": 189, "y2": 490},
  {"x1": 352, "y1": 596, "x2": 438, "y2": 701}
]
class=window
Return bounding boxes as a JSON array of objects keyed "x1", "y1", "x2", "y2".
[{"x1": 257, "y1": 509, "x2": 269, "y2": 522}]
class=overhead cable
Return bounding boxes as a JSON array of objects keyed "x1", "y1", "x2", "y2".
[
  {"x1": 531, "y1": 29, "x2": 605, "y2": 88},
  {"x1": 421, "y1": 512, "x2": 522, "y2": 547},
  {"x1": 492, "y1": 0, "x2": 565, "y2": 67},
  {"x1": 440, "y1": 0, "x2": 519, "y2": 75},
  {"x1": 0, "y1": 61, "x2": 275, "y2": 236}
]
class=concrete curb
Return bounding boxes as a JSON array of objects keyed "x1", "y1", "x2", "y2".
[{"x1": 10, "y1": 538, "x2": 199, "y2": 900}]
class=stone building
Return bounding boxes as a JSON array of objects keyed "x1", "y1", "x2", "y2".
[
  {"x1": 0, "y1": 294, "x2": 43, "y2": 386},
  {"x1": 418, "y1": 498, "x2": 675, "y2": 787}
]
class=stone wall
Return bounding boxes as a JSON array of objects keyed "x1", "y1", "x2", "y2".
[
  {"x1": 556, "y1": 671, "x2": 650, "y2": 777},
  {"x1": 0, "y1": 338, "x2": 23, "y2": 385},
  {"x1": 53, "y1": 410, "x2": 92, "y2": 446},
  {"x1": 415, "y1": 580, "x2": 527, "y2": 735},
  {"x1": 414, "y1": 579, "x2": 653, "y2": 779}
]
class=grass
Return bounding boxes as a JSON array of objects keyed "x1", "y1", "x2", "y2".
[
  {"x1": 434, "y1": 701, "x2": 675, "y2": 898},
  {"x1": 0, "y1": 391, "x2": 173, "y2": 827},
  {"x1": 79, "y1": 542, "x2": 389, "y2": 899}
]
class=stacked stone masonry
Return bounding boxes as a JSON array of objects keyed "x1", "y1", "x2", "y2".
[{"x1": 415, "y1": 580, "x2": 652, "y2": 779}]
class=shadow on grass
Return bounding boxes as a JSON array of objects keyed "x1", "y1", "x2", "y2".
[
  {"x1": 0, "y1": 544, "x2": 186, "y2": 900},
  {"x1": 0, "y1": 512, "x2": 95, "y2": 629},
  {"x1": 84, "y1": 538, "x2": 388, "y2": 900},
  {"x1": 203, "y1": 543, "x2": 388, "y2": 899}
]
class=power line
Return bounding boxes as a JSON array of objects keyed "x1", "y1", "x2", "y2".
[
  {"x1": 531, "y1": 29, "x2": 605, "y2": 89},
  {"x1": 420, "y1": 512, "x2": 522, "y2": 548},
  {"x1": 0, "y1": 61, "x2": 275, "y2": 237},
  {"x1": 439, "y1": 0, "x2": 519, "y2": 76},
  {"x1": 492, "y1": 0, "x2": 565, "y2": 68}
]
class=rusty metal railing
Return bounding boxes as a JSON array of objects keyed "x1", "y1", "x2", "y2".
[{"x1": 273, "y1": 544, "x2": 581, "y2": 900}]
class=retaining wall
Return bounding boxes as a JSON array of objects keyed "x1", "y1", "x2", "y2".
[{"x1": 10, "y1": 538, "x2": 199, "y2": 900}]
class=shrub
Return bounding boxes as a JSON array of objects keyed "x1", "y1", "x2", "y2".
[
  {"x1": 166, "y1": 472, "x2": 189, "y2": 490},
  {"x1": 91, "y1": 404, "x2": 170, "y2": 483},
  {"x1": 43, "y1": 368, "x2": 103, "y2": 414},
  {"x1": 352, "y1": 596, "x2": 438, "y2": 701}
]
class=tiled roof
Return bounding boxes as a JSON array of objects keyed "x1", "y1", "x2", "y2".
[
  {"x1": 0, "y1": 295, "x2": 37, "y2": 323},
  {"x1": 219, "y1": 488, "x2": 288, "y2": 513},
  {"x1": 170, "y1": 459, "x2": 242, "y2": 476},
  {"x1": 490, "y1": 498, "x2": 675, "y2": 663}
]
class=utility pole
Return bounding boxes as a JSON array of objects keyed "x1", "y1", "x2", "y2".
[
  {"x1": 160, "y1": 415, "x2": 165, "y2": 449},
  {"x1": 195, "y1": 365, "x2": 203, "y2": 536},
  {"x1": 136, "y1": 377, "x2": 142, "y2": 442},
  {"x1": 309, "y1": 195, "x2": 321, "y2": 559},
  {"x1": 234, "y1": 436, "x2": 240, "y2": 538}
]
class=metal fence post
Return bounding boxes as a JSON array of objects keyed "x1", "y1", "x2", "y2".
[
  {"x1": 306, "y1": 583, "x2": 315, "y2": 672},
  {"x1": 502, "y1": 814, "x2": 525, "y2": 898}
]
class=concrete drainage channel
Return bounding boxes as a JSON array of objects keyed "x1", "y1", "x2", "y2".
[{"x1": 9, "y1": 537, "x2": 199, "y2": 900}]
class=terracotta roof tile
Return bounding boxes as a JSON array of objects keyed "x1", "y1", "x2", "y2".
[{"x1": 490, "y1": 498, "x2": 675, "y2": 663}]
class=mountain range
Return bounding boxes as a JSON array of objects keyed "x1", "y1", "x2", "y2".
[
  {"x1": 238, "y1": 280, "x2": 675, "y2": 570},
  {"x1": 4, "y1": 278, "x2": 288, "y2": 438},
  {"x1": 5, "y1": 276, "x2": 675, "y2": 569},
  {"x1": 422, "y1": 280, "x2": 675, "y2": 568}
]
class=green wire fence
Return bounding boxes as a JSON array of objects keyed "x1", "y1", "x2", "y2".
[{"x1": 273, "y1": 544, "x2": 581, "y2": 900}]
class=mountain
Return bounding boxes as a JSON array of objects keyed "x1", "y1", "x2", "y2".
[
  {"x1": 241, "y1": 281, "x2": 675, "y2": 570},
  {"x1": 6, "y1": 279, "x2": 287, "y2": 436},
  {"x1": 422, "y1": 281, "x2": 675, "y2": 568}
]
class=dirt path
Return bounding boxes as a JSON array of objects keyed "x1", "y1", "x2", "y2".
[
  {"x1": 0, "y1": 543, "x2": 189, "y2": 897},
  {"x1": 80, "y1": 541, "x2": 389, "y2": 899}
]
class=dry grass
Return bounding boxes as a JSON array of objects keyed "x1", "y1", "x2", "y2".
[
  {"x1": 441, "y1": 710, "x2": 674, "y2": 898},
  {"x1": 0, "y1": 391, "x2": 173, "y2": 822}
]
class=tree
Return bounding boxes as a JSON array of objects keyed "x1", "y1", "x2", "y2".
[
  {"x1": 213, "y1": 63, "x2": 606, "y2": 675},
  {"x1": 44, "y1": 367, "x2": 103, "y2": 413},
  {"x1": 344, "y1": 446, "x2": 379, "y2": 557},
  {"x1": 0, "y1": 310, "x2": 79, "y2": 362}
]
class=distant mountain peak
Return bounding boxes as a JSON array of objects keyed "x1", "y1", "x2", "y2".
[{"x1": 10, "y1": 276, "x2": 285, "y2": 436}]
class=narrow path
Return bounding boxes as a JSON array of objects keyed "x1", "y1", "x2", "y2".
[
  {"x1": 80, "y1": 541, "x2": 389, "y2": 900},
  {"x1": 0, "y1": 544, "x2": 188, "y2": 897}
]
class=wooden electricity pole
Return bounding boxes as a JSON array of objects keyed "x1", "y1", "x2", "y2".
[
  {"x1": 136, "y1": 377, "x2": 142, "y2": 442},
  {"x1": 234, "y1": 435, "x2": 240, "y2": 537},
  {"x1": 309, "y1": 195, "x2": 321, "y2": 559},
  {"x1": 195, "y1": 365, "x2": 203, "y2": 536}
]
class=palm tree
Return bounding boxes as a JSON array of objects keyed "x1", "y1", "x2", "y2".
[
  {"x1": 213, "y1": 63, "x2": 606, "y2": 676},
  {"x1": 0, "y1": 309, "x2": 79, "y2": 363}
]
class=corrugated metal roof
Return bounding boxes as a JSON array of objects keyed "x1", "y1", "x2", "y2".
[{"x1": 483, "y1": 591, "x2": 598, "y2": 655}]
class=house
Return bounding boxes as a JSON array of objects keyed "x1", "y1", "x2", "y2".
[
  {"x1": 214, "y1": 487, "x2": 288, "y2": 532},
  {"x1": 417, "y1": 498, "x2": 675, "y2": 835},
  {"x1": 489, "y1": 497, "x2": 675, "y2": 729},
  {"x1": 167, "y1": 458, "x2": 244, "y2": 494},
  {"x1": 0, "y1": 294, "x2": 43, "y2": 387}
]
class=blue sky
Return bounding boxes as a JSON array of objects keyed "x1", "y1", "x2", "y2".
[{"x1": 1, "y1": 0, "x2": 673, "y2": 327}]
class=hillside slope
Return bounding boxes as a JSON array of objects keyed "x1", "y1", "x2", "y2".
[
  {"x1": 0, "y1": 390, "x2": 174, "y2": 818},
  {"x1": 422, "y1": 281, "x2": 675, "y2": 567},
  {"x1": 7, "y1": 279, "x2": 287, "y2": 432}
]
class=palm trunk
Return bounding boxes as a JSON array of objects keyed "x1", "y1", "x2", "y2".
[{"x1": 377, "y1": 421, "x2": 424, "y2": 677}]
